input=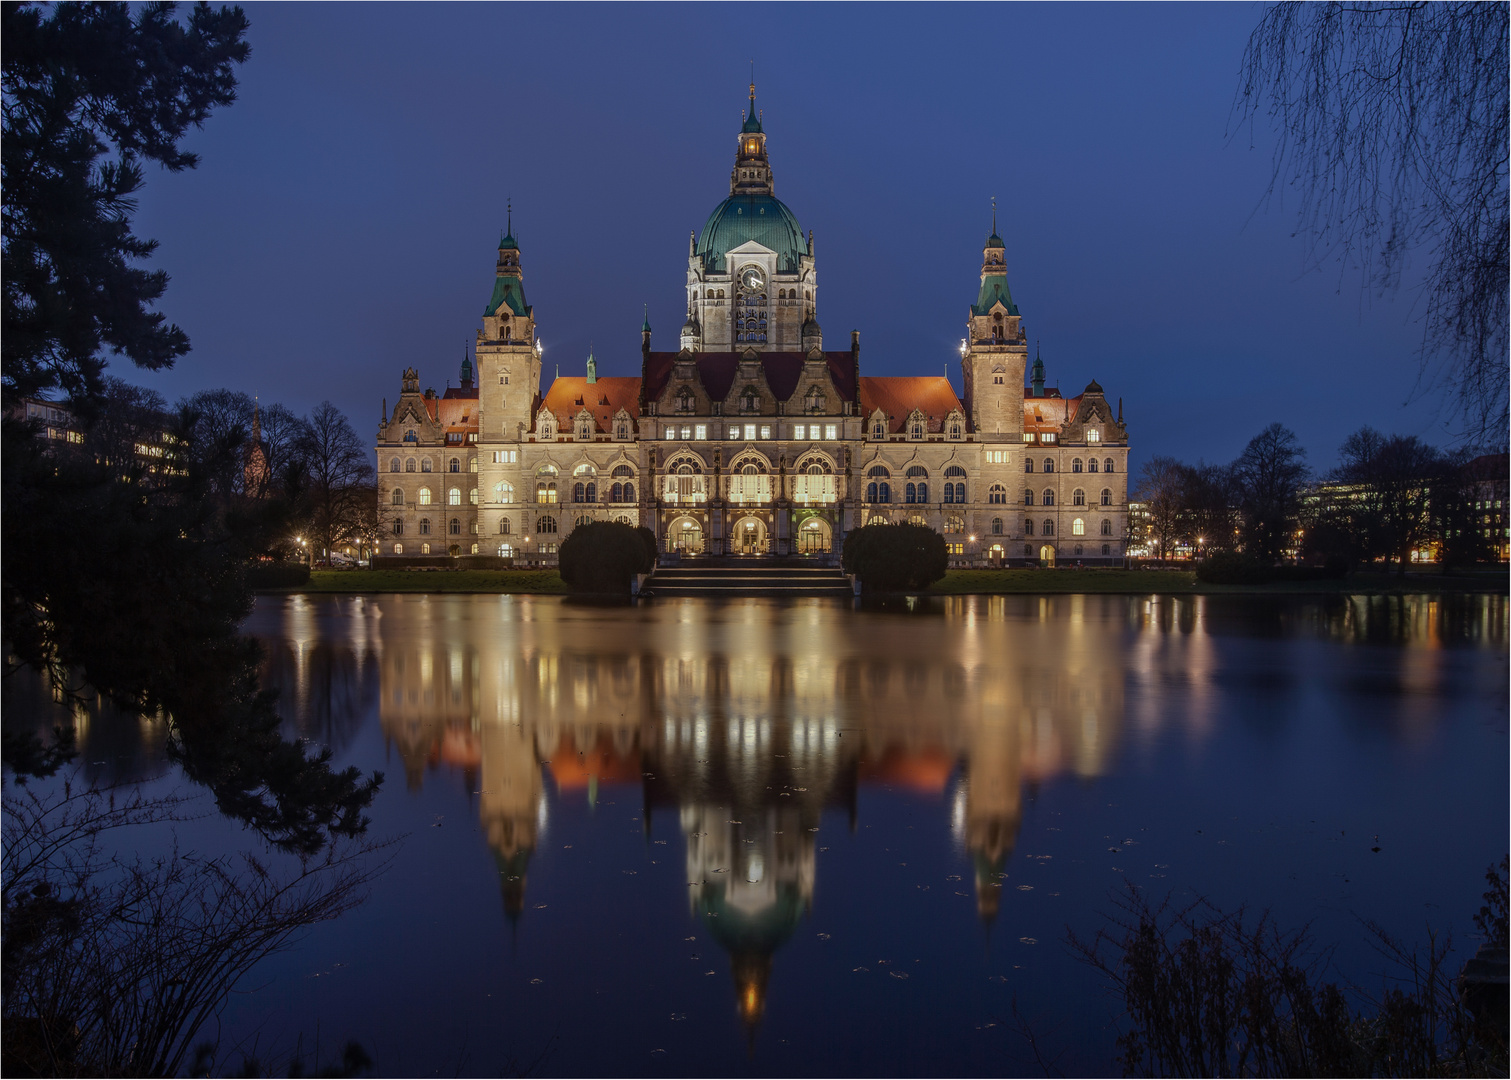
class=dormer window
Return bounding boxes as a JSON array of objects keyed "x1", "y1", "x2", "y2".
[
  {"x1": 871, "y1": 420, "x2": 886, "y2": 440},
  {"x1": 1088, "y1": 428, "x2": 1101, "y2": 443}
]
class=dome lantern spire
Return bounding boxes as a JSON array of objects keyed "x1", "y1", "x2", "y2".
[{"x1": 732, "y1": 75, "x2": 772, "y2": 196}]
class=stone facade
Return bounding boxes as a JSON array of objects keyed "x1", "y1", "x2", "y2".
[{"x1": 376, "y1": 86, "x2": 1130, "y2": 566}]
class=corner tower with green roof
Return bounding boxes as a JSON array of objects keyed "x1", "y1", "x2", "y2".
[
  {"x1": 473, "y1": 217, "x2": 542, "y2": 444},
  {"x1": 683, "y1": 81, "x2": 819, "y2": 354},
  {"x1": 960, "y1": 209, "x2": 1028, "y2": 439}
]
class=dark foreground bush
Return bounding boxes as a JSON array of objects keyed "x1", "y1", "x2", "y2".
[
  {"x1": 559, "y1": 522, "x2": 655, "y2": 594},
  {"x1": 1069, "y1": 857, "x2": 1510, "y2": 1078},
  {"x1": 841, "y1": 523, "x2": 948, "y2": 591},
  {"x1": 635, "y1": 525, "x2": 659, "y2": 567},
  {"x1": 246, "y1": 562, "x2": 311, "y2": 588}
]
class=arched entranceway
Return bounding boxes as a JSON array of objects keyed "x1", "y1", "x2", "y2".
[
  {"x1": 1039, "y1": 545, "x2": 1056, "y2": 567},
  {"x1": 670, "y1": 515, "x2": 704, "y2": 554},
  {"x1": 988, "y1": 543, "x2": 1005, "y2": 566},
  {"x1": 797, "y1": 516, "x2": 832, "y2": 554},
  {"x1": 733, "y1": 515, "x2": 768, "y2": 555}
]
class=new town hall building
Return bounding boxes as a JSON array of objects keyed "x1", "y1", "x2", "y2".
[{"x1": 376, "y1": 88, "x2": 1129, "y2": 566}]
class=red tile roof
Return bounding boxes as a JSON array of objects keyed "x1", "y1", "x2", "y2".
[
  {"x1": 1023, "y1": 390, "x2": 1082, "y2": 432},
  {"x1": 539, "y1": 377, "x2": 641, "y2": 432},
  {"x1": 857, "y1": 376, "x2": 964, "y2": 433}
]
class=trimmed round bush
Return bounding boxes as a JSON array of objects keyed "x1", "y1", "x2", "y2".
[
  {"x1": 634, "y1": 525, "x2": 659, "y2": 567},
  {"x1": 841, "y1": 523, "x2": 948, "y2": 591},
  {"x1": 1194, "y1": 551, "x2": 1271, "y2": 585},
  {"x1": 559, "y1": 521, "x2": 655, "y2": 594}
]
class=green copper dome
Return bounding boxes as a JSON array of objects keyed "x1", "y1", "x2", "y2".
[{"x1": 696, "y1": 193, "x2": 804, "y2": 274}]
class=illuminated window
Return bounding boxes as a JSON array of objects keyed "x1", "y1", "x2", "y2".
[
  {"x1": 1073, "y1": 518, "x2": 1085, "y2": 536},
  {"x1": 418, "y1": 487, "x2": 432, "y2": 505}
]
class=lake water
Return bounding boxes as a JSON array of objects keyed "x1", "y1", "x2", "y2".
[{"x1": 19, "y1": 592, "x2": 1510, "y2": 1076}]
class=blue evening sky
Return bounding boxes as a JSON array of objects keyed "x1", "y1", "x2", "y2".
[{"x1": 128, "y1": 2, "x2": 1447, "y2": 472}]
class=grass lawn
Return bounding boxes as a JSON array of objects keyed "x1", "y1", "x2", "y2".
[{"x1": 277, "y1": 569, "x2": 569, "y2": 594}]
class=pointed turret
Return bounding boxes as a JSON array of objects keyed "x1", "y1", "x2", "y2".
[
  {"x1": 586, "y1": 346, "x2": 597, "y2": 384},
  {"x1": 730, "y1": 77, "x2": 773, "y2": 196},
  {"x1": 459, "y1": 349, "x2": 474, "y2": 390},
  {"x1": 1031, "y1": 345, "x2": 1045, "y2": 397}
]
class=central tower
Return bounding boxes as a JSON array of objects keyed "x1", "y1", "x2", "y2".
[{"x1": 682, "y1": 82, "x2": 819, "y2": 354}]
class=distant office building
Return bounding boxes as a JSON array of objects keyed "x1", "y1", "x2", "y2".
[{"x1": 376, "y1": 85, "x2": 1130, "y2": 565}]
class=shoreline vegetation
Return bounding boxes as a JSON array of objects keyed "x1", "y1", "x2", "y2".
[{"x1": 261, "y1": 567, "x2": 1509, "y2": 597}]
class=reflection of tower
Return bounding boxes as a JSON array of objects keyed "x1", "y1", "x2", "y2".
[
  {"x1": 963, "y1": 720, "x2": 1023, "y2": 925},
  {"x1": 480, "y1": 721, "x2": 544, "y2": 921}
]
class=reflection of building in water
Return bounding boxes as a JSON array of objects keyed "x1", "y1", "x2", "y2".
[{"x1": 369, "y1": 596, "x2": 1125, "y2": 1029}]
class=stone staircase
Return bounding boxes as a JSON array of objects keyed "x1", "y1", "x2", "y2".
[{"x1": 647, "y1": 558, "x2": 853, "y2": 598}]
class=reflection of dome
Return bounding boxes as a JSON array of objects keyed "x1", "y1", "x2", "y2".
[
  {"x1": 696, "y1": 194, "x2": 804, "y2": 274},
  {"x1": 698, "y1": 882, "x2": 805, "y2": 1048}
]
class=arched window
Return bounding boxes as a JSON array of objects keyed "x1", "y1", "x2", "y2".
[
  {"x1": 944, "y1": 514, "x2": 965, "y2": 534},
  {"x1": 1043, "y1": 489, "x2": 1055, "y2": 506},
  {"x1": 1043, "y1": 519, "x2": 1055, "y2": 535},
  {"x1": 419, "y1": 518, "x2": 432, "y2": 535},
  {"x1": 871, "y1": 419, "x2": 886, "y2": 439},
  {"x1": 421, "y1": 543, "x2": 431, "y2": 554},
  {"x1": 805, "y1": 387, "x2": 825, "y2": 414},
  {"x1": 1024, "y1": 458, "x2": 1034, "y2": 473},
  {"x1": 1088, "y1": 458, "x2": 1099, "y2": 473},
  {"x1": 1088, "y1": 429, "x2": 1101, "y2": 444},
  {"x1": 393, "y1": 542, "x2": 404, "y2": 554},
  {"x1": 1024, "y1": 518, "x2": 1034, "y2": 535},
  {"x1": 610, "y1": 482, "x2": 622, "y2": 502},
  {"x1": 536, "y1": 481, "x2": 558, "y2": 504},
  {"x1": 1101, "y1": 488, "x2": 1112, "y2": 506},
  {"x1": 573, "y1": 482, "x2": 585, "y2": 502},
  {"x1": 449, "y1": 458, "x2": 460, "y2": 473},
  {"x1": 418, "y1": 487, "x2": 432, "y2": 505},
  {"x1": 612, "y1": 464, "x2": 633, "y2": 477},
  {"x1": 906, "y1": 465, "x2": 928, "y2": 479},
  {"x1": 389, "y1": 459, "x2": 400, "y2": 473},
  {"x1": 948, "y1": 421, "x2": 962, "y2": 439},
  {"x1": 1101, "y1": 519, "x2": 1113, "y2": 536},
  {"x1": 393, "y1": 519, "x2": 405, "y2": 535},
  {"x1": 537, "y1": 515, "x2": 558, "y2": 534},
  {"x1": 421, "y1": 458, "x2": 433, "y2": 473},
  {"x1": 1072, "y1": 458, "x2": 1083, "y2": 473},
  {"x1": 469, "y1": 459, "x2": 477, "y2": 473},
  {"x1": 470, "y1": 487, "x2": 478, "y2": 505},
  {"x1": 1024, "y1": 543, "x2": 1034, "y2": 557},
  {"x1": 991, "y1": 517, "x2": 1003, "y2": 535},
  {"x1": 494, "y1": 481, "x2": 515, "y2": 503},
  {"x1": 499, "y1": 517, "x2": 511, "y2": 534},
  {"x1": 988, "y1": 484, "x2": 1006, "y2": 504},
  {"x1": 576, "y1": 515, "x2": 594, "y2": 527},
  {"x1": 905, "y1": 482, "x2": 917, "y2": 503},
  {"x1": 1024, "y1": 489, "x2": 1034, "y2": 506},
  {"x1": 448, "y1": 488, "x2": 461, "y2": 506},
  {"x1": 1073, "y1": 489, "x2": 1085, "y2": 506},
  {"x1": 945, "y1": 465, "x2": 966, "y2": 478},
  {"x1": 909, "y1": 420, "x2": 924, "y2": 439},
  {"x1": 405, "y1": 458, "x2": 416, "y2": 473},
  {"x1": 868, "y1": 465, "x2": 891, "y2": 478},
  {"x1": 585, "y1": 482, "x2": 596, "y2": 503},
  {"x1": 497, "y1": 543, "x2": 514, "y2": 557},
  {"x1": 1073, "y1": 518, "x2": 1085, "y2": 536},
  {"x1": 450, "y1": 518, "x2": 462, "y2": 535},
  {"x1": 866, "y1": 482, "x2": 877, "y2": 503},
  {"x1": 391, "y1": 488, "x2": 404, "y2": 505},
  {"x1": 1104, "y1": 458, "x2": 1115, "y2": 473},
  {"x1": 1043, "y1": 459, "x2": 1054, "y2": 473}
]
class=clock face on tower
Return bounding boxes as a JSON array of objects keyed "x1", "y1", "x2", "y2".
[{"x1": 738, "y1": 264, "x2": 766, "y2": 293}]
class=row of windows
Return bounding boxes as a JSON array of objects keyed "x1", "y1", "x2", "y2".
[
  {"x1": 390, "y1": 487, "x2": 477, "y2": 506},
  {"x1": 1024, "y1": 457, "x2": 1117, "y2": 474},
  {"x1": 1024, "y1": 488, "x2": 1115, "y2": 506},
  {"x1": 662, "y1": 422, "x2": 842, "y2": 442},
  {"x1": 387, "y1": 456, "x2": 479, "y2": 474},
  {"x1": 391, "y1": 517, "x2": 478, "y2": 535}
]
